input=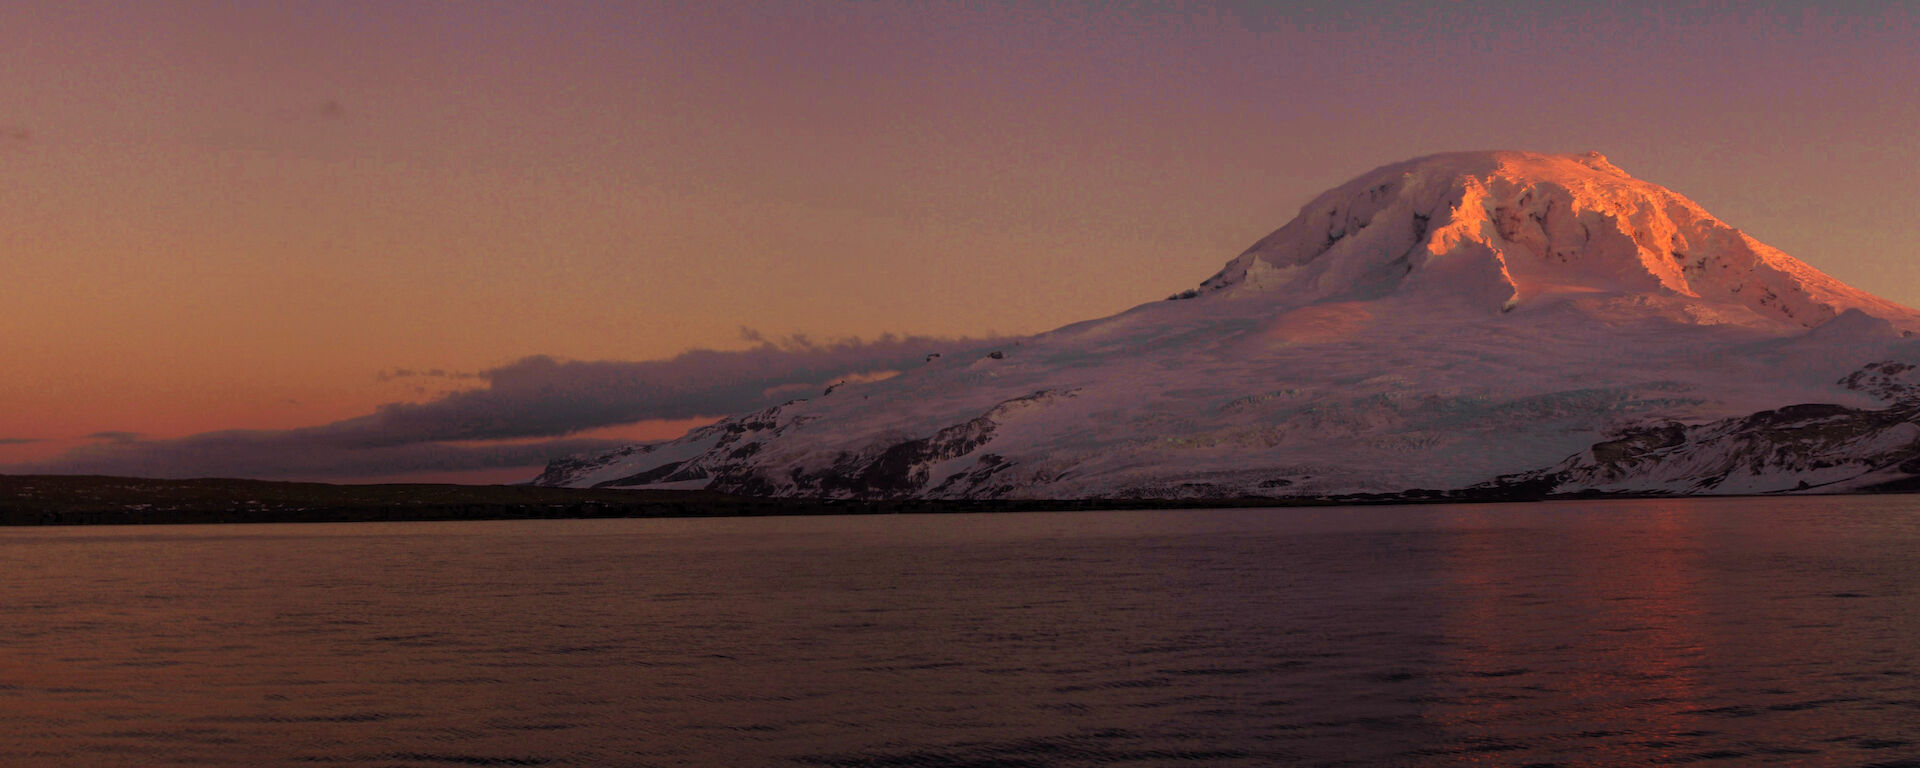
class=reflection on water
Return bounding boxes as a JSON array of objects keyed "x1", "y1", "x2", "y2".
[{"x1": 0, "y1": 496, "x2": 1917, "y2": 766}]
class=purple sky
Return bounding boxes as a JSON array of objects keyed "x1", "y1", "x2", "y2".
[{"x1": 3, "y1": 1, "x2": 1916, "y2": 480}]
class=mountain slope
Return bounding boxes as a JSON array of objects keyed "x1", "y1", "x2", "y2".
[{"x1": 538, "y1": 151, "x2": 1920, "y2": 499}]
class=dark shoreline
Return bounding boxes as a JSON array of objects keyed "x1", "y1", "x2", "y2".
[{"x1": 0, "y1": 473, "x2": 1896, "y2": 527}]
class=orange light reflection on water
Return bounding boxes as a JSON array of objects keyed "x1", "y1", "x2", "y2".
[{"x1": 1426, "y1": 502, "x2": 1710, "y2": 763}]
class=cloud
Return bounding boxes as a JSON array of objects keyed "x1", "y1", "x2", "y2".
[
  {"x1": 0, "y1": 125, "x2": 28, "y2": 148},
  {"x1": 85, "y1": 431, "x2": 143, "y2": 442},
  {"x1": 349, "y1": 333, "x2": 980, "y2": 447},
  {"x1": 0, "y1": 437, "x2": 43, "y2": 446},
  {"x1": 318, "y1": 99, "x2": 346, "y2": 120},
  {"x1": 12, "y1": 333, "x2": 996, "y2": 480},
  {"x1": 376, "y1": 367, "x2": 478, "y2": 383}
]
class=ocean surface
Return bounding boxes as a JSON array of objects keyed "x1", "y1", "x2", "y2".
[{"x1": 2, "y1": 497, "x2": 1918, "y2": 767}]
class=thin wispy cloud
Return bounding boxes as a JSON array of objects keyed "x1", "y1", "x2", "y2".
[
  {"x1": 0, "y1": 125, "x2": 29, "y2": 147},
  {"x1": 0, "y1": 437, "x2": 44, "y2": 446},
  {"x1": 12, "y1": 333, "x2": 997, "y2": 480},
  {"x1": 376, "y1": 368, "x2": 479, "y2": 383},
  {"x1": 85, "y1": 431, "x2": 143, "y2": 442}
]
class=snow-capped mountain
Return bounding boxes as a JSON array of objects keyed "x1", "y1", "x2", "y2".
[{"x1": 537, "y1": 151, "x2": 1920, "y2": 498}]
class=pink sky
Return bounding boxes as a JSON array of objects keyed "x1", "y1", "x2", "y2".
[{"x1": 3, "y1": 1, "x2": 1917, "y2": 481}]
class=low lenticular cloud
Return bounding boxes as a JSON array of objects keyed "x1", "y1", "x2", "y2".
[
  {"x1": 13, "y1": 333, "x2": 996, "y2": 480},
  {"x1": 0, "y1": 437, "x2": 44, "y2": 446},
  {"x1": 355, "y1": 335, "x2": 974, "y2": 446}
]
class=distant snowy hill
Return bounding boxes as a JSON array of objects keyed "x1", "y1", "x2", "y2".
[{"x1": 537, "y1": 151, "x2": 1920, "y2": 499}]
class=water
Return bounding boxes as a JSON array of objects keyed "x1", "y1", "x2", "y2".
[{"x1": 2, "y1": 497, "x2": 1918, "y2": 766}]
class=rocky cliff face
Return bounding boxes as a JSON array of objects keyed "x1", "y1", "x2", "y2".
[
  {"x1": 537, "y1": 151, "x2": 1920, "y2": 499},
  {"x1": 1485, "y1": 360, "x2": 1920, "y2": 496}
]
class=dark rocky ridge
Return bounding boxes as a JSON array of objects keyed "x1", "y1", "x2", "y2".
[{"x1": 1482, "y1": 362, "x2": 1920, "y2": 495}]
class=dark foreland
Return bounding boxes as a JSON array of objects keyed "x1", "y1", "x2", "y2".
[
  {"x1": 8, "y1": 473, "x2": 1916, "y2": 527},
  {"x1": 0, "y1": 475, "x2": 1299, "y2": 526}
]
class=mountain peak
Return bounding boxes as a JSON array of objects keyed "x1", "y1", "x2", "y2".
[
  {"x1": 1195, "y1": 150, "x2": 1918, "y2": 331},
  {"x1": 1570, "y1": 150, "x2": 1622, "y2": 174},
  {"x1": 540, "y1": 150, "x2": 1920, "y2": 501}
]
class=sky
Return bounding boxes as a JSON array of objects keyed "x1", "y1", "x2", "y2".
[{"x1": 3, "y1": 0, "x2": 1918, "y2": 482}]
